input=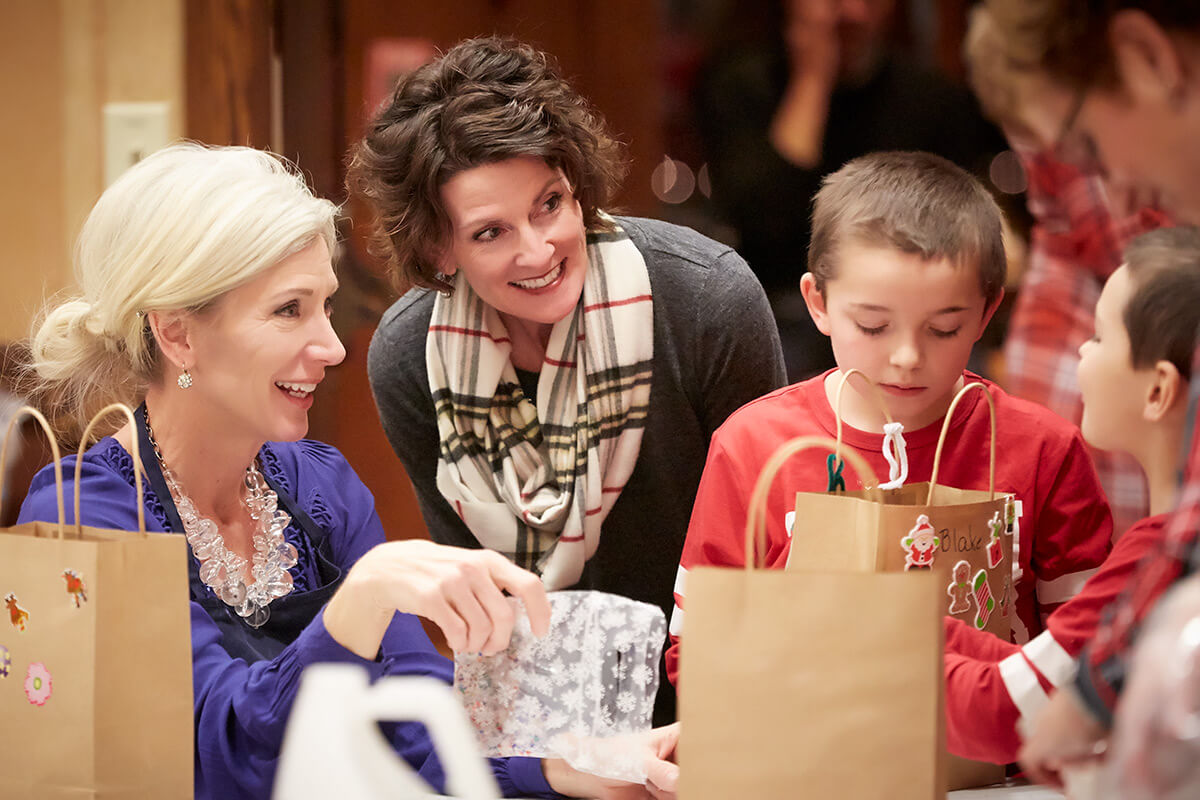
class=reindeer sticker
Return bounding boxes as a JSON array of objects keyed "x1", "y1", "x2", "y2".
[
  {"x1": 5, "y1": 593, "x2": 29, "y2": 632},
  {"x1": 63, "y1": 569, "x2": 88, "y2": 608}
]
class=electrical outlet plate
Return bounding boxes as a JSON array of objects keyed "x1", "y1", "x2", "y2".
[{"x1": 103, "y1": 102, "x2": 170, "y2": 187}]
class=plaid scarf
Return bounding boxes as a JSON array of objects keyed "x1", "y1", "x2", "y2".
[{"x1": 427, "y1": 223, "x2": 653, "y2": 589}]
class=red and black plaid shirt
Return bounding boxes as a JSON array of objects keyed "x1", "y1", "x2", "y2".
[{"x1": 1005, "y1": 151, "x2": 1170, "y2": 534}]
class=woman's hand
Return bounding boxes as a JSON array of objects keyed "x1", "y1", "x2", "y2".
[
  {"x1": 542, "y1": 723, "x2": 680, "y2": 799},
  {"x1": 323, "y1": 540, "x2": 551, "y2": 659}
]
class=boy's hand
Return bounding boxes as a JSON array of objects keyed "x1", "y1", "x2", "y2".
[
  {"x1": 542, "y1": 723, "x2": 680, "y2": 799},
  {"x1": 1018, "y1": 689, "x2": 1109, "y2": 788}
]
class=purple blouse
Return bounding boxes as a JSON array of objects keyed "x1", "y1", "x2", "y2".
[{"x1": 18, "y1": 437, "x2": 557, "y2": 800}]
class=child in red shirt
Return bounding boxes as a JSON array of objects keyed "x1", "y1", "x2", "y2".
[
  {"x1": 944, "y1": 227, "x2": 1200, "y2": 763},
  {"x1": 667, "y1": 152, "x2": 1112, "y2": 686}
]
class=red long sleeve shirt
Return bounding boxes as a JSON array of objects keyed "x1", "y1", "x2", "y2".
[
  {"x1": 667, "y1": 371, "x2": 1113, "y2": 689},
  {"x1": 944, "y1": 514, "x2": 1166, "y2": 763}
]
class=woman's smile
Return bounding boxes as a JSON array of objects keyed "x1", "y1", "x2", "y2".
[{"x1": 510, "y1": 259, "x2": 566, "y2": 291}]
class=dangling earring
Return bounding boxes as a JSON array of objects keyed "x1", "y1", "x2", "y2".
[{"x1": 177, "y1": 368, "x2": 193, "y2": 389}]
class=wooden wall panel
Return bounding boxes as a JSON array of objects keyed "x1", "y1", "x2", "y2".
[{"x1": 185, "y1": 0, "x2": 273, "y2": 147}]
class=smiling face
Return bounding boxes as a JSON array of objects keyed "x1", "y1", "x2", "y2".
[
  {"x1": 438, "y1": 156, "x2": 589, "y2": 334},
  {"x1": 186, "y1": 238, "x2": 345, "y2": 444},
  {"x1": 802, "y1": 242, "x2": 998, "y2": 431}
]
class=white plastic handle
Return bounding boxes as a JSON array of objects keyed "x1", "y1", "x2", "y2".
[{"x1": 274, "y1": 664, "x2": 502, "y2": 800}]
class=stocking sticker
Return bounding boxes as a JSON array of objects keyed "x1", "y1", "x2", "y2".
[
  {"x1": 24, "y1": 662, "x2": 51, "y2": 706},
  {"x1": 5, "y1": 593, "x2": 29, "y2": 632},
  {"x1": 0, "y1": 644, "x2": 10, "y2": 678},
  {"x1": 901, "y1": 514, "x2": 939, "y2": 571},
  {"x1": 986, "y1": 511, "x2": 1005, "y2": 569},
  {"x1": 947, "y1": 560, "x2": 973, "y2": 615},
  {"x1": 62, "y1": 569, "x2": 88, "y2": 608},
  {"x1": 972, "y1": 570, "x2": 995, "y2": 630}
]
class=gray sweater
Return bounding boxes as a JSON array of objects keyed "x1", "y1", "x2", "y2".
[{"x1": 367, "y1": 216, "x2": 786, "y2": 721}]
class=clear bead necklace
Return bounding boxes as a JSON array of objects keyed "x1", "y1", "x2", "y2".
[{"x1": 144, "y1": 407, "x2": 297, "y2": 628}]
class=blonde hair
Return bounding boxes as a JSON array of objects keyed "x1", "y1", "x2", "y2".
[
  {"x1": 974, "y1": 1, "x2": 1200, "y2": 98},
  {"x1": 964, "y1": 7, "x2": 1025, "y2": 128},
  {"x1": 30, "y1": 142, "x2": 337, "y2": 442}
]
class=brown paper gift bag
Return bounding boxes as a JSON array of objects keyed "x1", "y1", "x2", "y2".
[
  {"x1": 679, "y1": 437, "x2": 946, "y2": 800},
  {"x1": 789, "y1": 378, "x2": 1014, "y2": 638},
  {"x1": 787, "y1": 378, "x2": 1014, "y2": 789},
  {"x1": 0, "y1": 405, "x2": 192, "y2": 799}
]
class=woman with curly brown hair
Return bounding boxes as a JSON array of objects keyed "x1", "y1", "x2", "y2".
[{"x1": 350, "y1": 37, "x2": 785, "y2": 727}]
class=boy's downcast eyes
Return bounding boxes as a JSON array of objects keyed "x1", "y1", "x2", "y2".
[{"x1": 853, "y1": 322, "x2": 962, "y2": 339}]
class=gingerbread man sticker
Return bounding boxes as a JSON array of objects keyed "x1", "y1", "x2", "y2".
[
  {"x1": 901, "y1": 514, "x2": 939, "y2": 571},
  {"x1": 946, "y1": 560, "x2": 973, "y2": 614}
]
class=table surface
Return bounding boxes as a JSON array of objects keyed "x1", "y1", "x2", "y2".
[{"x1": 948, "y1": 783, "x2": 1064, "y2": 799}]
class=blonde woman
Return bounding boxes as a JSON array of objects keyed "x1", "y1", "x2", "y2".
[{"x1": 20, "y1": 143, "x2": 678, "y2": 800}]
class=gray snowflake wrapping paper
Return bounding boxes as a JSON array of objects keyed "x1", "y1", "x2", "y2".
[{"x1": 453, "y1": 590, "x2": 666, "y2": 782}]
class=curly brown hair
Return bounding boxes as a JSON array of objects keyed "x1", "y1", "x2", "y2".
[
  {"x1": 347, "y1": 36, "x2": 628, "y2": 293},
  {"x1": 981, "y1": 1, "x2": 1200, "y2": 93}
]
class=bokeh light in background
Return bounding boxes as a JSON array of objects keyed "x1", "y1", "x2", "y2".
[
  {"x1": 651, "y1": 156, "x2": 696, "y2": 204},
  {"x1": 989, "y1": 150, "x2": 1027, "y2": 195}
]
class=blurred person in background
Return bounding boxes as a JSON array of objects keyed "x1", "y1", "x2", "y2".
[{"x1": 694, "y1": 0, "x2": 1006, "y2": 380}]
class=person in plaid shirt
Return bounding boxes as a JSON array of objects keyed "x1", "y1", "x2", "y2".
[
  {"x1": 1005, "y1": 151, "x2": 1168, "y2": 535},
  {"x1": 968, "y1": 1, "x2": 1200, "y2": 787}
]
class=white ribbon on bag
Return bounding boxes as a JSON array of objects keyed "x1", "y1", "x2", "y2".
[{"x1": 877, "y1": 421, "x2": 909, "y2": 490}]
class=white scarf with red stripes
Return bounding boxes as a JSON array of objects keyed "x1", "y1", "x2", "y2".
[{"x1": 427, "y1": 222, "x2": 653, "y2": 589}]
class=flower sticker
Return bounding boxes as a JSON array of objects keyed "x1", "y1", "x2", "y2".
[
  {"x1": 25, "y1": 662, "x2": 52, "y2": 706},
  {"x1": 0, "y1": 644, "x2": 10, "y2": 678}
]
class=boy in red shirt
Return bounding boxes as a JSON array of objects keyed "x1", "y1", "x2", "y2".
[
  {"x1": 944, "y1": 227, "x2": 1200, "y2": 763},
  {"x1": 667, "y1": 151, "x2": 1112, "y2": 685}
]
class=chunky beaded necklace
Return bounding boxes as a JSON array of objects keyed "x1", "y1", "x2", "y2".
[{"x1": 144, "y1": 408, "x2": 297, "y2": 628}]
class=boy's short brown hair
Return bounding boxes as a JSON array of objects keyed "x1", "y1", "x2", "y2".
[
  {"x1": 346, "y1": 36, "x2": 628, "y2": 292},
  {"x1": 808, "y1": 151, "x2": 1006, "y2": 304},
  {"x1": 1122, "y1": 226, "x2": 1200, "y2": 379}
]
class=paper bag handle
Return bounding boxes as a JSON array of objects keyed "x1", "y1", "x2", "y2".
[
  {"x1": 0, "y1": 405, "x2": 65, "y2": 536},
  {"x1": 75, "y1": 403, "x2": 146, "y2": 536},
  {"x1": 744, "y1": 436, "x2": 881, "y2": 569},
  {"x1": 831, "y1": 368, "x2": 895, "y2": 462},
  {"x1": 927, "y1": 382, "x2": 996, "y2": 503}
]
